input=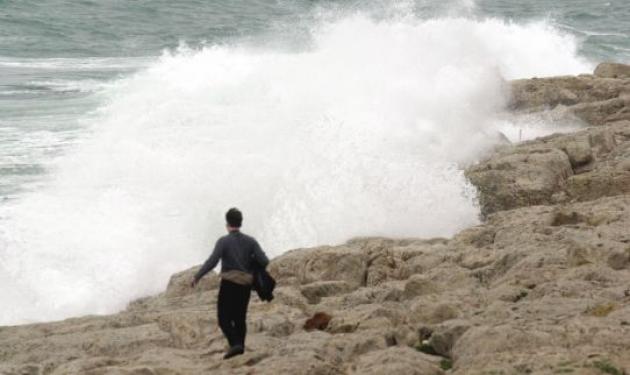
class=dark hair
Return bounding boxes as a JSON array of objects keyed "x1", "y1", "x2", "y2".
[{"x1": 226, "y1": 207, "x2": 243, "y2": 228}]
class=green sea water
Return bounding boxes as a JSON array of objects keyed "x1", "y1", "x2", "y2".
[
  {"x1": 0, "y1": 0, "x2": 629, "y2": 325},
  {"x1": 1, "y1": 0, "x2": 628, "y2": 59},
  {"x1": 1, "y1": 0, "x2": 628, "y2": 196}
]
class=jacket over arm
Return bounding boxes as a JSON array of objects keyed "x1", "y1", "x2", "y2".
[{"x1": 252, "y1": 240, "x2": 269, "y2": 268}]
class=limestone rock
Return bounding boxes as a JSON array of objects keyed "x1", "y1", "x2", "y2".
[
  {"x1": 427, "y1": 319, "x2": 471, "y2": 358},
  {"x1": 467, "y1": 120, "x2": 630, "y2": 215},
  {"x1": 268, "y1": 245, "x2": 367, "y2": 287},
  {"x1": 567, "y1": 165, "x2": 630, "y2": 201},
  {"x1": 327, "y1": 303, "x2": 406, "y2": 334},
  {"x1": 509, "y1": 65, "x2": 630, "y2": 126},
  {"x1": 411, "y1": 301, "x2": 460, "y2": 325},
  {"x1": 607, "y1": 248, "x2": 630, "y2": 270},
  {"x1": 404, "y1": 275, "x2": 438, "y2": 299},
  {"x1": 300, "y1": 280, "x2": 353, "y2": 304},
  {"x1": 350, "y1": 347, "x2": 443, "y2": 375},
  {"x1": 465, "y1": 146, "x2": 573, "y2": 216},
  {"x1": 595, "y1": 62, "x2": 630, "y2": 79},
  {"x1": 338, "y1": 284, "x2": 403, "y2": 307},
  {"x1": 165, "y1": 266, "x2": 220, "y2": 298}
]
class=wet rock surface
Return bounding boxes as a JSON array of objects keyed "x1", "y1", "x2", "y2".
[
  {"x1": 2, "y1": 64, "x2": 630, "y2": 375},
  {"x1": 509, "y1": 63, "x2": 630, "y2": 125},
  {"x1": 468, "y1": 63, "x2": 630, "y2": 217}
]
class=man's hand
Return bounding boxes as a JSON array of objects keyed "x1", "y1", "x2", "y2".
[{"x1": 190, "y1": 277, "x2": 198, "y2": 288}]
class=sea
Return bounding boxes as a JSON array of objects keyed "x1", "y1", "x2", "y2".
[{"x1": 1, "y1": 0, "x2": 628, "y2": 325}]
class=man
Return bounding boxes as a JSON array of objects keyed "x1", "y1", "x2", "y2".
[{"x1": 191, "y1": 208, "x2": 269, "y2": 359}]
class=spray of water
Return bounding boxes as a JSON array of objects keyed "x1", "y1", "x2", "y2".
[{"x1": 0, "y1": 14, "x2": 591, "y2": 325}]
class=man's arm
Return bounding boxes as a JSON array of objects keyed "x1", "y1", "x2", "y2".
[
  {"x1": 252, "y1": 239, "x2": 269, "y2": 268},
  {"x1": 191, "y1": 239, "x2": 223, "y2": 287}
]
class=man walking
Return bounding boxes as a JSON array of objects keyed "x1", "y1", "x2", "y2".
[{"x1": 191, "y1": 208, "x2": 269, "y2": 359}]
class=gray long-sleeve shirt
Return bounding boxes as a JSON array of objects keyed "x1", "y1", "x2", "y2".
[{"x1": 194, "y1": 230, "x2": 269, "y2": 282}]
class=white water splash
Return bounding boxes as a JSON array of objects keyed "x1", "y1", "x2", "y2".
[{"x1": 0, "y1": 14, "x2": 592, "y2": 325}]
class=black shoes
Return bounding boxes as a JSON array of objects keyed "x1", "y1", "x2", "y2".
[{"x1": 223, "y1": 345, "x2": 244, "y2": 360}]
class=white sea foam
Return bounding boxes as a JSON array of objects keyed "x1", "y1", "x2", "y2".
[
  {"x1": 28, "y1": 79, "x2": 113, "y2": 93},
  {"x1": 0, "y1": 14, "x2": 592, "y2": 325},
  {"x1": 0, "y1": 56, "x2": 151, "y2": 70}
]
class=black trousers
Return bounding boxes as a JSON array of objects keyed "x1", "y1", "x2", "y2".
[{"x1": 217, "y1": 279, "x2": 251, "y2": 347}]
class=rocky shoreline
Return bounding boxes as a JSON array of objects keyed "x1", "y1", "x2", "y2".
[{"x1": 2, "y1": 63, "x2": 630, "y2": 375}]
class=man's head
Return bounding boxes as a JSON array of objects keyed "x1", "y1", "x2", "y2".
[{"x1": 225, "y1": 207, "x2": 243, "y2": 230}]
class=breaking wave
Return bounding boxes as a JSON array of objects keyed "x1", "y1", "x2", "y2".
[{"x1": 0, "y1": 13, "x2": 592, "y2": 325}]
